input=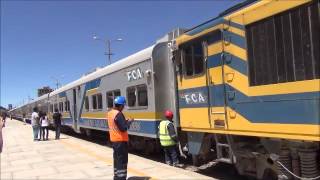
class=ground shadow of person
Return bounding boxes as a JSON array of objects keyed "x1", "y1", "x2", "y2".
[{"x1": 127, "y1": 176, "x2": 151, "y2": 180}]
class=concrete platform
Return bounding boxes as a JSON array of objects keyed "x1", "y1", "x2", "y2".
[{"x1": 1, "y1": 119, "x2": 214, "y2": 179}]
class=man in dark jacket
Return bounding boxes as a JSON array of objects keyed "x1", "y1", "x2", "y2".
[{"x1": 53, "y1": 109, "x2": 62, "y2": 140}]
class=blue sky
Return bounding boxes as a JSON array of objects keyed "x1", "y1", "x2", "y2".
[{"x1": 1, "y1": 0, "x2": 241, "y2": 108}]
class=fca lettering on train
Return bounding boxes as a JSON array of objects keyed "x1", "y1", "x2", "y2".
[
  {"x1": 127, "y1": 68, "x2": 143, "y2": 82},
  {"x1": 183, "y1": 92, "x2": 207, "y2": 104}
]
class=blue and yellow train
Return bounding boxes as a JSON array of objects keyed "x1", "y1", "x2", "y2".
[{"x1": 10, "y1": 0, "x2": 319, "y2": 179}]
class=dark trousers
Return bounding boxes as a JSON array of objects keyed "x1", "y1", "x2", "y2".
[
  {"x1": 163, "y1": 145, "x2": 179, "y2": 166},
  {"x1": 55, "y1": 124, "x2": 61, "y2": 139},
  {"x1": 112, "y1": 142, "x2": 128, "y2": 180},
  {"x1": 41, "y1": 126, "x2": 49, "y2": 140}
]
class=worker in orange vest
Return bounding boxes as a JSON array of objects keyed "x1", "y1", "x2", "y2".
[{"x1": 107, "y1": 96, "x2": 134, "y2": 180}]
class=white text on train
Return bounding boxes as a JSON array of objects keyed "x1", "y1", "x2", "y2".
[
  {"x1": 184, "y1": 92, "x2": 206, "y2": 104},
  {"x1": 127, "y1": 68, "x2": 143, "y2": 81}
]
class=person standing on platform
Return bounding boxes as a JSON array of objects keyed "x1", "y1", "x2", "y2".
[
  {"x1": 53, "y1": 109, "x2": 62, "y2": 140},
  {"x1": 22, "y1": 112, "x2": 26, "y2": 125},
  {"x1": 159, "y1": 110, "x2": 179, "y2": 167},
  {"x1": 0, "y1": 117, "x2": 3, "y2": 153},
  {"x1": 40, "y1": 112, "x2": 49, "y2": 140},
  {"x1": 31, "y1": 107, "x2": 40, "y2": 141},
  {"x1": 1, "y1": 112, "x2": 7, "y2": 127},
  {"x1": 107, "y1": 96, "x2": 134, "y2": 180},
  {"x1": 0, "y1": 114, "x2": 4, "y2": 153}
]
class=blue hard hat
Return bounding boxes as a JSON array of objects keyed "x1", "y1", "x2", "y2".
[{"x1": 114, "y1": 96, "x2": 126, "y2": 105}]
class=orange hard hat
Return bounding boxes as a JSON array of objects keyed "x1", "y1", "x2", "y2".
[{"x1": 164, "y1": 110, "x2": 173, "y2": 119}]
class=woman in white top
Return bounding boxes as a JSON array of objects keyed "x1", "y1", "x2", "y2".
[{"x1": 40, "y1": 112, "x2": 49, "y2": 140}]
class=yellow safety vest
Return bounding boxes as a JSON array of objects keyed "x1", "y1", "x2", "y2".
[{"x1": 159, "y1": 120, "x2": 176, "y2": 147}]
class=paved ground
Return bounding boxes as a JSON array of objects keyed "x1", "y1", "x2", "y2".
[{"x1": 1, "y1": 119, "x2": 214, "y2": 180}]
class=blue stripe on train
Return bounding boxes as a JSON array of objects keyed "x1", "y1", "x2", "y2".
[
  {"x1": 62, "y1": 118, "x2": 73, "y2": 125},
  {"x1": 178, "y1": 85, "x2": 320, "y2": 124},
  {"x1": 186, "y1": 18, "x2": 244, "y2": 36},
  {"x1": 79, "y1": 118, "x2": 161, "y2": 135},
  {"x1": 85, "y1": 79, "x2": 101, "y2": 91},
  {"x1": 59, "y1": 92, "x2": 66, "y2": 98},
  {"x1": 207, "y1": 53, "x2": 248, "y2": 75},
  {"x1": 223, "y1": 31, "x2": 246, "y2": 49}
]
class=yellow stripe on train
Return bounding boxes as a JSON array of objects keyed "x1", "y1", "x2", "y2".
[
  {"x1": 225, "y1": 0, "x2": 311, "y2": 26},
  {"x1": 81, "y1": 111, "x2": 163, "y2": 121},
  {"x1": 176, "y1": 24, "x2": 245, "y2": 46},
  {"x1": 222, "y1": 65, "x2": 320, "y2": 96},
  {"x1": 86, "y1": 88, "x2": 98, "y2": 96},
  {"x1": 179, "y1": 107, "x2": 320, "y2": 141}
]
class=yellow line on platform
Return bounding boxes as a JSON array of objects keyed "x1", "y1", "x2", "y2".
[{"x1": 60, "y1": 139, "x2": 157, "y2": 179}]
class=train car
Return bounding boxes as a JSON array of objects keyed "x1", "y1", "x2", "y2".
[
  {"x1": 11, "y1": 29, "x2": 184, "y2": 153},
  {"x1": 173, "y1": 0, "x2": 319, "y2": 179}
]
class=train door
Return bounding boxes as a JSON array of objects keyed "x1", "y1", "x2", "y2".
[
  {"x1": 205, "y1": 30, "x2": 228, "y2": 129},
  {"x1": 177, "y1": 39, "x2": 211, "y2": 129},
  {"x1": 72, "y1": 88, "x2": 77, "y2": 131}
]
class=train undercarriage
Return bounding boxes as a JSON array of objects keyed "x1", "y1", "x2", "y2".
[{"x1": 179, "y1": 132, "x2": 320, "y2": 180}]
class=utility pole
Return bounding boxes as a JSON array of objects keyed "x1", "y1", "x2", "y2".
[{"x1": 93, "y1": 34, "x2": 123, "y2": 65}]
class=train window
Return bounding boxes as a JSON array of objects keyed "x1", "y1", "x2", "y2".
[
  {"x1": 184, "y1": 46, "x2": 193, "y2": 76},
  {"x1": 137, "y1": 85, "x2": 148, "y2": 106},
  {"x1": 85, "y1": 97, "x2": 89, "y2": 111},
  {"x1": 67, "y1": 101, "x2": 70, "y2": 111},
  {"x1": 64, "y1": 100, "x2": 70, "y2": 112},
  {"x1": 127, "y1": 84, "x2": 148, "y2": 108},
  {"x1": 246, "y1": 1, "x2": 319, "y2": 86},
  {"x1": 107, "y1": 92, "x2": 113, "y2": 108},
  {"x1": 64, "y1": 102, "x2": 67, "y2": 112},
  {"x1": 114, "y1": 90, "x2": 121, "y2": 98},
  {"x1": 194, "y1": 43, "x2": 204, "y2": 74},
  {"x1": 106, "y1": 90, "x2": 121, "y2": 108},
  {"x1": 92, "y1": 95, "x2": 97, "y2": 109},
  {"x1": 97, "y1": 93, "x2": 102, "y2": 109},
  {"x1": 50, "y1": 104, "x2": 53, "y2": 112},
  {"x1": 127, "y1": 87, "x2": 136, "y2": 107},
  {"x1": 59, "y1": 102, "x2": 63, "y2": 112},
  {"x1": 63, "y1": 102, "x2": 66, "y2": 112},
  {"x1": 182, "y1": 41, "x2": 204, "y2": 77}
]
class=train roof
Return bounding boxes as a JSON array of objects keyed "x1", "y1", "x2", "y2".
[
  {"x1": 16, "y1": 45, "x2": 155, "y2": 108},
  {"x1": 184, "y1": 0, "x2": 257, "y2": 34},
  {"x1": 50, "y1": 45, "x2": 155, "y2": 97}
]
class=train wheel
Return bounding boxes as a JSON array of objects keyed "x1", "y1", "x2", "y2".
[
  {"x1": 85, "y1": 129, "x2": 92, "y2": 138},
  {"x1": 262, "y1": 168, "x2": 277, "y2": 180},
  {"x1": 192, "y1": 154, "x2": 201, "y2": 166}
]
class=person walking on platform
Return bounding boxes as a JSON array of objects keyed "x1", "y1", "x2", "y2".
[
  {"x1": 107, "y1": 96, "x2": 134, "y2": 180},
  {"x1": 159, "y1": 110, "x2": 179, "y2": 167},
  {"x1": 31, "y1": 107, "x2": 40, "y2": 141},
  {"x1": 40, "y1": 112, "x2": 49, "y2": 140},
  {"x1": 53, "y1": 109, "x2": 62, "y2": 140}
]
